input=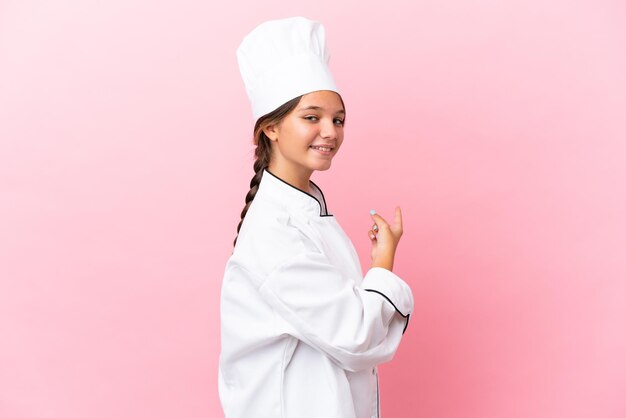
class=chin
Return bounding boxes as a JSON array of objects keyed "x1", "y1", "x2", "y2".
[{"x1": 314, "y1": 162, "x2": 333, "y2": 171}]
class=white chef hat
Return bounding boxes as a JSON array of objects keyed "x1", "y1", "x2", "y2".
[{"x1": 236, "y1": 16, "x2": 340, "y2": 121}]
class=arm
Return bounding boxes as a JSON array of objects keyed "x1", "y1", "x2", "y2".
[{"x1": 230, "y1": 248, "x2": 413, "y2": 372}]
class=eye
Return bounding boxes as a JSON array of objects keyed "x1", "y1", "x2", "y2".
[{"x1": 303, "y1": 115, "x2": 344, "y2": 126}]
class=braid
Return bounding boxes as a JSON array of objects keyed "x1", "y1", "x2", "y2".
[{"x1": 233, "y1": 136, "x2": 271, "y2": 247}]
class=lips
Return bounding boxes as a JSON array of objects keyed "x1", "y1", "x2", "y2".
[
  {"x1": 310, "y1": 145, "x2": 334, "y2": 151},
  {"x1": 310, "y1": 145, "x2": 333, "y2": 157}
]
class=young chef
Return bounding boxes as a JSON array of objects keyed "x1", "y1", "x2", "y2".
[{"x1": 218, "y1": 16, "x2": 414, "y2": 418}]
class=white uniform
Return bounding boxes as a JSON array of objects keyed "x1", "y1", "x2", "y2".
[{"x1": 218, "y1": 168, "x2": 414, "y2": 418}]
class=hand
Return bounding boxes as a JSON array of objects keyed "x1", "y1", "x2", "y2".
[{"x1": 368, "y1": 206, "x2": 403, "y2": 270}]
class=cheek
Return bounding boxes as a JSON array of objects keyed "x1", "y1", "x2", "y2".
[{"x1": 292, "y1": 127, "x2": 316, "y2": 146}]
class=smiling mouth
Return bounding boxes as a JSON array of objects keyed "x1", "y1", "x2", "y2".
[
  {"x1": 310, "y1": 145, "x2": 333, "y2": 152},
  {"x1": 309, "y1": 146, "x2": 333, "y2": 157}
]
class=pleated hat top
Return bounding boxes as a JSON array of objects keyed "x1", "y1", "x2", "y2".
[{"x1": 236, "y1": 16, "x2": 340, "y2": 121}]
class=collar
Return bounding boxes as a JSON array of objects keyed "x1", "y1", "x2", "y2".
[{"x1": 257, "y1": 168, "x2": 333, "y2": 217}]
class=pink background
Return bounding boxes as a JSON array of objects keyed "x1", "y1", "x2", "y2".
[{"x1": 1, "y1": 0, "x2": 625, "y2": 417}]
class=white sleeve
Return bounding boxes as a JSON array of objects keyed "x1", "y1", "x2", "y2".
[{"x1": 231, "y1": 249, "x2": 414, "y2": 372}]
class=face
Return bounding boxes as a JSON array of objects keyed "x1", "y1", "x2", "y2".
[{"x1": 264, "y1": 90, "x2": 345, "y2": 180}]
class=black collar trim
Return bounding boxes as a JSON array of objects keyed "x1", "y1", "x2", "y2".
[{"x1": 264, "y1": 168, "x2": 334, "y2": 217}]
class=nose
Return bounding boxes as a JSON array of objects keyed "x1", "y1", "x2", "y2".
[{"x1": 320, "y1": 118, "x2": 339, "y2": 140}]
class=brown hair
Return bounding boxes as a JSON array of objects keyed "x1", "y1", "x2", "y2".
[
  {"x1": 232, "y1": 93, "x2": 346, "y2": 248},
  {"x1": 232, "y1": 95, "x2": 304, "y2": 247}
]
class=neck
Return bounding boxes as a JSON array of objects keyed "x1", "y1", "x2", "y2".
[{"x1": 267, "y1": 163, "x2": 313, "y2": 194}]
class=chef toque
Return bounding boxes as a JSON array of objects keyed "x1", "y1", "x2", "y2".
[{"x1": 236, "y1": 16, "x2": 340, "y2": 121}]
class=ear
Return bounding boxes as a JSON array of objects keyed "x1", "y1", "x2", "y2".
[{"x1": 262, "y1": 122, "x2": 280, "y2": 142}]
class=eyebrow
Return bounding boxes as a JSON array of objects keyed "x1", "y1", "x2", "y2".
[{"x1": 297, "y1": 105, "x2": 345, "y2": 115}]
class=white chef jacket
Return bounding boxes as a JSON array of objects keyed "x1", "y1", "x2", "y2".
[{"x1": 218, "y1": 168, "x2": 414, "y2": 418}]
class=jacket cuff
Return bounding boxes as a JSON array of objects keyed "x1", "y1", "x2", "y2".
[{"x1": 362, "y1": 267, "x2": 414, "y2": 334}]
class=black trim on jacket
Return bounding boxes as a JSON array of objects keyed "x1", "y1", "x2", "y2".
[
  {"x1": 363, "y1": 288, "x2": 411, "y2": 334},
  {"x1": 264, "y1": 168, "x2": 334, "y2": 217}
]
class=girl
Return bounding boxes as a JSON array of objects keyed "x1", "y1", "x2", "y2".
[{"x1": 219, "y1": 16, "x2": 414, "y2": 418}]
